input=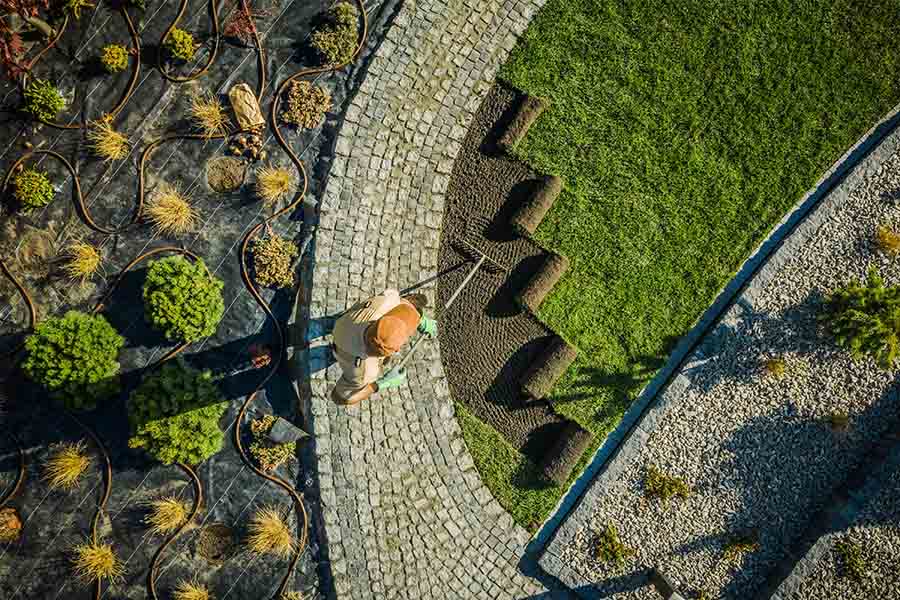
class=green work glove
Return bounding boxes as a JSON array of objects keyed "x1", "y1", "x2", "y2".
[
  {"x1": 417, "y1": 315, "x2": 437, "y2": 338},
  {"x1": 376, "y1": 367, "x2": 407, "y2": 391}
]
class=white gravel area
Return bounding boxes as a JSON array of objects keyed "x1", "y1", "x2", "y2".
[
  {"x1": 785, "y1": 458, "x2": 900, "y2": 600},
  {"x1": 555, "y1": 147, "x2": 900, "y2": 598}
]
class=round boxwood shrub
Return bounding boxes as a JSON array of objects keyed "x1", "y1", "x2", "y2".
[
  {"x1": 143, "y1": 255, "x2": 224, "y2": 343},
  {"x1": 22, "y1": 311, "x2": 124, "y2": 410},
  {"x1": 127, "y1": 359, "x2": 227, "y2": 465},
  {"x1": 13, "y1": 168, "x2": 54, "y2": 211}
]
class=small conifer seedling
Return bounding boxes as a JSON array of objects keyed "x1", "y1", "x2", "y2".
[
  {"x1": 24, "y1": 78, "x2": 65, "y2": 121},
  {"x1": 13, "y1": 168, "x2": 54, "y2": 210}
]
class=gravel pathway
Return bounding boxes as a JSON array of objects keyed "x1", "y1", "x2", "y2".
[{"x1": 538, "y1": 119, "x2": 900, "y2": 598}]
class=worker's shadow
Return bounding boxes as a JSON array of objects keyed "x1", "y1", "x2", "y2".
[{"x1": 302, "y1": 315, "x2": 339, "y2": 375}]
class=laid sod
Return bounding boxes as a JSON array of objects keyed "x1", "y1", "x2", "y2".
[{"x1": 469, "y1": 0, "x2": 900, "y2": 525}]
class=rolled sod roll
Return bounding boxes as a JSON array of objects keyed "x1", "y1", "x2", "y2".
[
  {"x1": 540, "y1": 420, "x2": 592, "y2": 486},
  {"x1": 521, "y1": 334, "x2": 578, "y2": 400},
  {"x1": 498, "y1": 95, "x2": 548, "y2": 152},
  {"x1": 515, "y1": 252, "x2": 569, "y2": 313},
  {"x1": 511, "y1": 175, "x2": 563, "y2": 236}
]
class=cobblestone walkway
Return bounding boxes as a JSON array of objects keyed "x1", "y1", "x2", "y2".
[{"x1": 301, "y1": 0, "x2": 553, "y2": 598}]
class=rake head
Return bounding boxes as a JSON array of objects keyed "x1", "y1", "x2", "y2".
[{"x1": 452, "y1": 237, "x2": 508, "y2": 274}]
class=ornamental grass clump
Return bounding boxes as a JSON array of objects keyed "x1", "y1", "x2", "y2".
[
  {"x1": 822, "y1": 267, "x2": 900, "y2": 368},
  {"x1": 71, "y1": 541, "x2": 124, "y2": 582},
  {"x1": 875, "y1": 225, "x2": 900, "y2": 256},
  {"x1": 62, "y1": 241, "x2": 101, "y2": 281},
  {"x1": 190, "y1": 92, "x2": 230, "y2": 138},
  {"x1": 22, "y1": 311, "x2": 124, "y2": 410},
  {"x1": 100, "y1": 44, "x2": 128, "y2": 73},
  {"x1": 24, "y1": 78, "x2": 64, "y2": 121},
  {"x1": 128, "y1": 359, "x2": 228, "y2": 464},
  {"x1": 643, "y1": 464, "x2": 690, "y2": 502},
  {"x1": 255, "y1": 165, "x2": 294, "y2": 205},
  {"x1": 173, "y1": 581, "x2": 211, "y2": 600},
  {"x1": 592, "y1": 523, "x2": 633, "y2": 567},
  {"x1": 144, "y1": 496, "x2": 190, "y2": 535},
  {"x1": 146, "y1": 185, "x2": 198, "y2": 237},
  {"x1": 249, "y1": 415, "x2": 295, "y2": 472},
  {"x1": 44, "y1": 442, "x2": 91, "y2": 489},
  {"x1": 281, "y1": 80, "x2": 331, "y2": 129},
  {"x1": 246, "y1": 506, "x2": 294, "y2": 558},
  {"x1": 252, "y1": 234, "x2": 297, "y2": 289},
  {"x1": 87, "y1": 118, "x2": 129, "y2": 161},
  {"x1": 13, "y1": 168, "x2": 54, "y2": 210},
  {"x1": 142, "y1": 255, "x2": 224, "y2": 343},
  {"x1": 165, "y1": 28, "x2": 197, "y2": 60},
  {"x1": 311, "y1": 2, "x2": 358, "y2": 66}
]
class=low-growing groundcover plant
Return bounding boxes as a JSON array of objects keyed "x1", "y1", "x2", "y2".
[
  {"x1": 100, "y1": 44, "x2": 128, "y2": 73},
  {"x1": 165, "y1": 27, "x2": 197, "y2": 60},
  {"x1": 835, "y1": 535, "x2": 868, "y2": 582},
  {"x1": 128, "y1": 359, "x2": 228, "y2": 465},
  {"x1": 249, "y1": 414, "x2": 295, "y2": 472},
  {"x1": 12, "y1": 168, "x2": 54, "y2": 210},
  {"x1": 281, "y1": 80, "x2": 331, "y2": 129},
  {"x1": 23, "y1": 78, "x2": 64, "y2": 121},
  {"x1": 822, "y1": 267, "x2": 900, "y2": 368},
  {"x1": 592, "y1": 523, "x2": 633, "y2": 567},
  {"x1": 643, "y1": 464, "x2": 690, "y2": 502},
  {"x1": 311, "y1": 2, "x2": 358, "y2": 65},
  {"x1": 22, "y1": 311, "x2": 124, "y2": 410},
  {"x1": 252, "y1": 234, "x2": 297, "y2": 289},
  {"x1": 143, "y1": 255, "x2": 224, "y2": 343}
]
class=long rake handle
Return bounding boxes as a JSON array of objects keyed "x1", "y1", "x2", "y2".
[{"x1": 395, "y1": 253, "x2": 487, "y2": 371}]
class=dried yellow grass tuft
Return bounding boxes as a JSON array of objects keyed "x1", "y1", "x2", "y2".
[
  {"x1": 246, "y1": 506, "x2": 294, "y2": 558},
  {"x1": 876, "y1": 225, "x2": 900, "y2": 256},
  {"x1": 62, "y1": 241, "x2": 101, "y2": 281},
  {"x1": 255, "y1": 165, "x2": 294, "y2": 205},
  {"x1": 86, "y1": 118, "x2": 129, "y2": 161},
  {"x1": 190, "y1": 92, "x2": 230, "y2": 138},
  {"x1": 173, "y1": 580, "x2": 211, "y2": 600},
  {"x1": 71, "y1": 541, "x2": 124, "y2": 582},
  {"x1": 144, "y1": 496, "x2": 190, "y2": 536},
  {"x1": 146, "y1": 185, "x2": 198, "y2": 237},
  {"x1": 44, "y1": 442, "x2": 91, "y2": 490}
]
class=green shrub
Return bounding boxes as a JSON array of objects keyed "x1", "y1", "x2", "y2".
[
  {"x1": 822, "y1": 267, "x2": 900, "y2": 368},
  {"x1": 835, "y1": 536, "x2": 867, "y2": 582},
  {"x1": 164, "y1": 28, "x2": 197, "y2": 61},
  {"x1": 723, "y1": 531, "x2": 759, "y2": 561},
  {"x1": 249, "y1": 415, "x2": 295, "y2": 472},
  {"x1": 13, "y1": 168, "x2": 54, "y2": 211},
  {"x1": 762, "y1": 357, "x2": 786, "y2": 378},
  {"x1": 281, "y1": 80, "x2": 331, "y2": 129},
  {"x1": 143, "y1": 255, "x2": 224, "y2": 343},
  {"x1": 22, "y1": 311, "x2": 124, "y2": 410},
  {"x1": 127, "y1": 359, "x2": 227, "y2": 465},
  {"x1": 101, "y1": 44, "x2": 129, "y2": 73},
  {"x1": 592, "y1": 523, "x2": 633, "y2": 567},
  {"x1": 311, "y1": 2, "x2": 358, "y2": 66},
  {"x1": 252, "y1": 234, "x2": 297, "y2": 289},
  {"x1": 23, "y1": 79, "x2": 64, "y2": 122},
  {"x1": 644, "y1": 464, "x2": 690, "y2": 502}
]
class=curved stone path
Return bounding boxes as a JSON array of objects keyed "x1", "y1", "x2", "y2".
[{"x1": 301, "y1": 0, "x2": 556, "y2": 598}]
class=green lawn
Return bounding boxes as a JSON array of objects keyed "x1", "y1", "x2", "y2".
[{"x1": 468, "y1": 0, "x2": 900, "y2": 527}]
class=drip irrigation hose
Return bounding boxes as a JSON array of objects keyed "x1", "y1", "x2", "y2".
[
  {"x1": 146, "y1": 462, "x2": 202, "y2": 600},
  {"x1": 0, "y1": 434, "x2": 26, "y2": 508},
  {"x1": 157, "y1": 0, "x2": 220, "y2": 84},
  {"x1": 0, "y1": 258, "x2": 36, "y2": 360}
]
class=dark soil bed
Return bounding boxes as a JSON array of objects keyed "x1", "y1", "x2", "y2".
[
  {"x1": 0, "y1": 0, "x2": 399, "y2": 596},
  {"x1": 437, "y1": 83, "x2": 567, "y2": 467}
]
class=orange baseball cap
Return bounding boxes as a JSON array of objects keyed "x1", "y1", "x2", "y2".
[{"x1": 364, "y1": 302, "x2": 420, "y2": 356}]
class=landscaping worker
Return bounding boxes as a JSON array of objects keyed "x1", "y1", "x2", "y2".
[{"x1": 330, "y1": 290, "x2": 437, "y2": 405}]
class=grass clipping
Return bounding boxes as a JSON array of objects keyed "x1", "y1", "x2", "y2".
[
  {"x1": 246, "y1": 506, "x2": 294, "y2": 558},
  {"x1": 44, "y1": 442, "x2": 91, "y2": 489},
  {"x1": 71, "y1": 541, "x2": 124, "y2": 582},
  {"x1": 147, "y1": 185, "x2": 198, "y2": 236},
  {"x1": 62, "y1": 241, "x2": 102, "y2": 282},
  {"x1": 144, "y1": 496, "x2": 190, "y2": 536}
]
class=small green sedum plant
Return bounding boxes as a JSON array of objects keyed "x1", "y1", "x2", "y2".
[
  {"x1": 101, "y1": 44, "x2": 129, "y2": 73},
  {"x1": 24, "y1": 79, "x2": 64, "y2": 121},
  {"x1": 822, "y1": 267, "x2": 900, "y2": 368},
  {"x1": 835, "y1": 536, "x2": 867, "y2": 582},
  {"x1": 165, "y1": 28, "x2": 197, "y2": 61},
  {"x1": 13, "y1": 168, "x2": 54, "y2": 210},
  {"x1": 143, "y1": 255, "x2": 224, "y2": 343},
  {"x1": 592, "y1": 523, "x2": 633, "y2": 567},
  {"x1": 128, "y1": 359, "x2": 227, "y2": 465},
  {"x1": 644, "y1": 464, "x2": 690, "y2": 502},
  {"x1": 22, "y1": 311, "x2": 124, "y2": 410},
  {"x1": 311, "y1": 2, "x2": 358, "y2": 66}
]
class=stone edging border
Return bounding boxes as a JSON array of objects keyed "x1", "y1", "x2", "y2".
[{"x1": 531, "y1": 101, "x2": 900, "y2": 587}]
